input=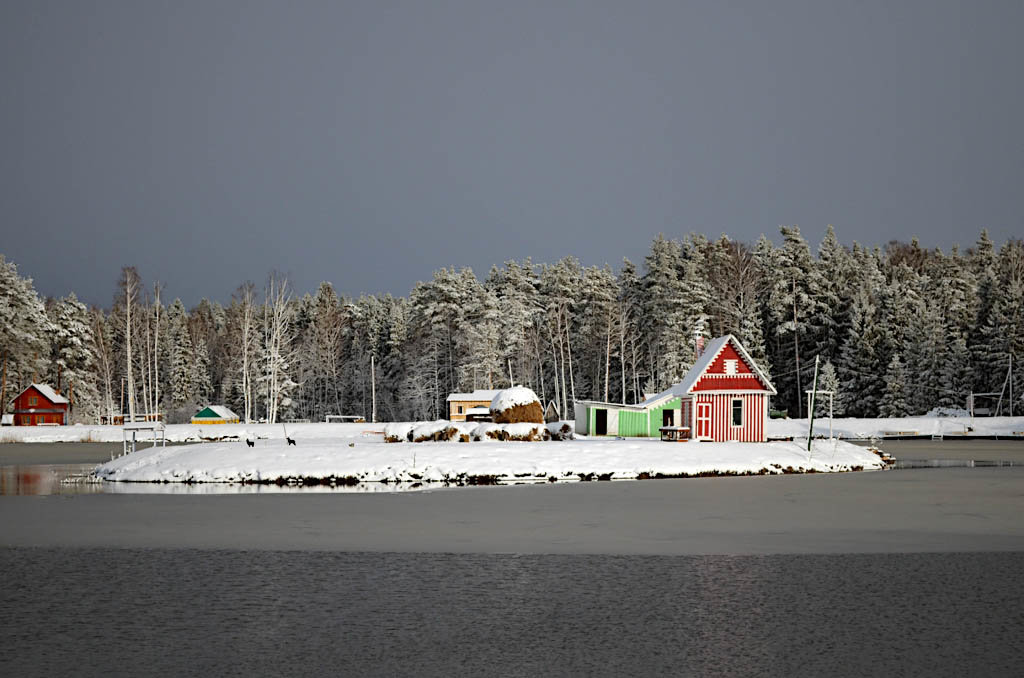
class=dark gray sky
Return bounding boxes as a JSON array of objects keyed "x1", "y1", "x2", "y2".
[{"x1": 2, "y1": 0, "x2": 1022, "y2": 307}]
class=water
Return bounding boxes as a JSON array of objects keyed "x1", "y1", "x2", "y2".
[
  {"x1": 3, "y1": 440, "x2": 1023, "y2": 675},
  {"x1": 1, "y1": 549, "x2": 1021, "y2": 677},
  {"x1": 3, "y1": 439, "x2": 1023, "y2": 496}
]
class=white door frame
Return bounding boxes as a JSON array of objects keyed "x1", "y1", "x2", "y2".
[{"x1": 696, "y1": 401, "x2": 712, "y2": 440}]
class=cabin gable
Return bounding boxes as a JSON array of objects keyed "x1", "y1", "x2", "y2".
[{"x1": 691, "y1": 341, "x2": 772, "y2": 393}]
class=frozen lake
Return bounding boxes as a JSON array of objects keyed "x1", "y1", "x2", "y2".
[
  {"x1": 2, "y1": 548, "x2": 1022, "y2": 677},
  {"x1": 3, "y1": 439, "x2": 1023, "y2": 675}
]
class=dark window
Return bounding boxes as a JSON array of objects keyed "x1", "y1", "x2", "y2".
[
  {"x1": 732, "y1": 399, "x2": 743, "y2": 427},
  {"x1": 662, "y1": 409, "x2": 674, "y2": 427},
  {"x1": 457, "y1": 405, "x2": 463, "y2": 414}
]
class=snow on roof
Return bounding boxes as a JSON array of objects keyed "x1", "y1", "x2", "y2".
[
  {"x1": 124, "y1": 420, "x2": 166, "y2": 430},
  {"x1": 490, "y1": 386, "x2": 540, "y2": 411},
  {"x1": 194, "y1": 405, "x2": 239, "y2": 420},
  {"x1": 446, "y1": 389, "x2": 502, "y2": 402},
  {"x1": 638, "y1": 334, "x2": 775, "y2": 407},
  {"x1": 21, "y1": 384, "x2": 69, "y2": 404}
]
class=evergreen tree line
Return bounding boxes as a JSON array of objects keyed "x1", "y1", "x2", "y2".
[{"x1": 1, "y1": 226, "x2": 1022, "y2": 424}]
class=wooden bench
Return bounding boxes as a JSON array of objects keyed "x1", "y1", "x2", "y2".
[{"x1": 659, "y1": 426, "x2": 691, "y2": 442}]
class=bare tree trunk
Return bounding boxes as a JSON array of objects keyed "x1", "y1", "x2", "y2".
[
  {"x1": 370, "y1": 354, "x2": 377, "y2": 423},
  {"x1": 548, "y1": 329, "x2": 561, "y2": 417},
  {"x1": 153, "y1": 284, "x2": 161, "y2": 416},
  {"x1": 1, "y1": 352, "x2": 6, "y2": 415},
  {"x1": 564, "y1": 309, "x2": 576, "y2": 412},
  {"x1": 604, "y1": 311, "x2": 612, "y2": 403},
  {"x1": 125, "y1": 273, "x2": 137, "y2": 422},
  {"x1": 141, "y1": 301, "x2": 152, "y2": 418},
  {"x1": 619, "y1": 309, "x2": 627, "y2": 406},
  {"x1": 792, "y1": 277, "x2": 802, "y2": 419}
]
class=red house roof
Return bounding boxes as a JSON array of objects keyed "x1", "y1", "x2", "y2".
[
  {"x1": 11, "y1": 383, "x2": 69, "y2": 407},
  {"x1": 639, "y1": 334, "x2": 776, "y2": 406}
]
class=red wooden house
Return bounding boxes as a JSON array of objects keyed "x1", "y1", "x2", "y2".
[
  {"x1": 10, "y1": 384, "x2": 69, "y2": 426},
  {"x1": 682, "y1": 334, "x2": 776, "y2": 441},
  {"x1": 637, "y1": 334, "x2": 775, "y2": 442},
  {"x1": 575, "y1": 334, "x2": 776, "y2": 441}
]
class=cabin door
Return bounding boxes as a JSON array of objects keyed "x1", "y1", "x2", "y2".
[
  {"x1": 696, "y1": 402, "x2": 711, "y2": 439},
  {"x1": 595, "y1": 408, "x2": 608, "y2": 436}
]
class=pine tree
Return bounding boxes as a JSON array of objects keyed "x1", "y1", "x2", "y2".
[
  {"x1": 810, "y1": 225, "x2": 853, "y2": 364},
  {"x1": 815, "y1": 360, "x2": 840, "y2": 417},
  {"x1": 836, "y1": 291, "x2": 884, "y2": 417},
  {"x1": 47, "y1": 294, "x2": 100, "y2": 422},
  {"x1": 0, "y1": 255, "x2": 51, "y2": 407},
  {"x1": 642, "y1": 235, "x2": 692, "y2": 389},
  {"x1": 167, "y1": 299, "x2": 195, "y2": 411},
  {"x1": 879, "y1": 353, "x2": 910, "y2": 418},
  {"x1": 616, "y1": 259, "x2": 643, "y2": 404},
  {"x1": 903, "y1": 299, "x2": 945, "y2": 414},
  {"x1": 768, "y1": 227, "x2": 818, "y2": 416}
]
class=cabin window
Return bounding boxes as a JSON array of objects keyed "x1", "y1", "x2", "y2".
[
  {"x1": 731, "y1": 399, "x2": 743, "y2": 427},
  {"x1": 457, "y1": 405, "x2": 463, "y2": 414},
  {"x1": 724, "y1": 359, "x2": 738, "y2": 375},
  {"x1": 29, "y1": 396, "x2": 38, "y2": 406}
]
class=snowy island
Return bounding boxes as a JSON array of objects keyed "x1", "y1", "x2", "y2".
[{"x1": 91, "y1": 421, "x2": 887, "y2": 485}]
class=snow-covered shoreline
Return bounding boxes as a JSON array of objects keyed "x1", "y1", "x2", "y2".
[
  {"x1": 92, "y1": 433, "x2": 885, "y2": 485},
  {"x1": 3, "y1": 415, "x2": 1023, "y2": 444}
]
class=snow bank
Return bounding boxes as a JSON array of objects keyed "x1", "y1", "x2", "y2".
[
  {"x1": 0, "y1": 421, "x2": 380, "y2": 444},
  {"x1": 93, "y1": 434, "x2": 884, "y2": 485}
]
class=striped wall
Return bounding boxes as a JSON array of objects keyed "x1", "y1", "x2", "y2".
[{"x1": 692, "y1": 393, "x2": 767, "y2": 442}]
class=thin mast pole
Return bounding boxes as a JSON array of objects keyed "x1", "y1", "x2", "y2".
[{"x1": 807, "y1": 355, "x2": 819, "y2": 453}]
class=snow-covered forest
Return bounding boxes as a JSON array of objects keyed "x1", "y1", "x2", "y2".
[{"x1": 1, "y1": 226, "x2": 1021, "y2": 424}]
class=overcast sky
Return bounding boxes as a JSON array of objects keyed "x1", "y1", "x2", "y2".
[{"x1": 2, "y1": 0, "x2": 1022, "y2": 307}]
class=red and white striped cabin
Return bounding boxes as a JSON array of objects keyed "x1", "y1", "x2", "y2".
[{"x1": 679, "y1": 335, "x2": 775, "y2": 442}]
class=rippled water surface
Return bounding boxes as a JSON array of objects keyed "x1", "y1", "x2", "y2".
[{"x1": 2, "y1": 549, "x2": 1022, "y2": 677}]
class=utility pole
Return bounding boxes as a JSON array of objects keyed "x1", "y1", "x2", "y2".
[
  {"x1": 807, "y1": 355, "x2": 820, "y2": 453},
  {"x1": 370, "y1": 354, "x2": 377, "y2": 424}
]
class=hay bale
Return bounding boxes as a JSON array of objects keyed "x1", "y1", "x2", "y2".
[
  {"x1": 546, "y1": 421, "x2": 575, "y2": 441},
  {"x1": 503, "y1": 423, "x2": 544, "y2": 441},
  {"x1": 490, "y1": 387, "x2": 543, "y2": 424},
  {"x1": 411, "y1": 420, "x2": 459, "y2": 443},
  {"x1": 383, "y1": 423, "x2": 414, "y2": 443},
  {"x1": 468, "y1": 423, "x2": 502, "y2": 441}
]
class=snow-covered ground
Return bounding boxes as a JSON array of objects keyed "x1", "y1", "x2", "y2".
[
  {"x1": 769, "y1": 415, "x2": 1024, "y2": 439},
  {"x1": 93, "y1": 432, "x2": 884, "y2": 484},
  {"x1": 3, "y1": 414, "x2": 1023, "y2": 444}
]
